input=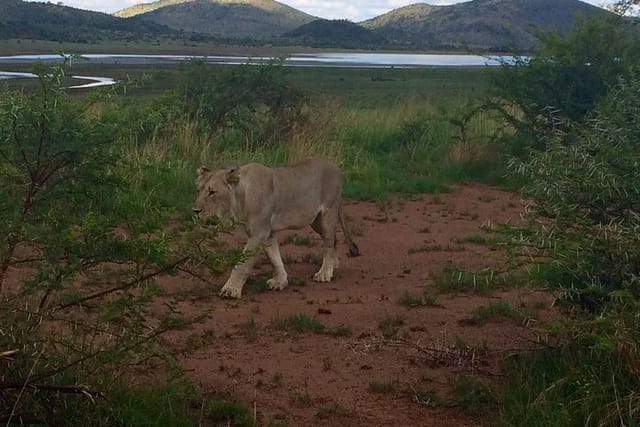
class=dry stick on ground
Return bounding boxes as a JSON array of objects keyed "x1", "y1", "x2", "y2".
[{"x1": 360, "y1": 337, "x2": 547, "y2": 374}]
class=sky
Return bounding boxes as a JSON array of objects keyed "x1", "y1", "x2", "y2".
[{"x1": 31, "y1": 0, "x2": 619, "y2": 22}]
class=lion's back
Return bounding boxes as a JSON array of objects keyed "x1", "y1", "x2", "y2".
[{"x1": 263, "y1": 157, "x2": 343, "y2": 230}]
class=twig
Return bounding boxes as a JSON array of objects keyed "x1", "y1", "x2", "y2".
[
  {"x1": 54, "y1": 257, "x2": 189, "y2": 310},
  {"x1": 7, "y1": 348, "x2": 43, "y2": 427},
  {"x1": 0, "y1": 413, "x2": 45, "y2": 425},
  {"x1": 0, "y1": 350, "x2": 19, "y2": 361}
]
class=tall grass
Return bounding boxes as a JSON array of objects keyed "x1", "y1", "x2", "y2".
[
  {"x1": 499, "y1": 313, "x2": 640, "y2": 427},
  {"x1": 119, "y1": 66, "x2": 505, "y2": 205}
]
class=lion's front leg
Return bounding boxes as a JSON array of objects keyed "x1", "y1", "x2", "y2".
[
  {"x1": 219, "y1": 237, "x2": 263, "y2": 299},
  {"x1": 219, "y1": 276, "x2": 244, "y2": 299},
  {"x1": 265, "y1": 236, "x2": 288, "y2": 290}
]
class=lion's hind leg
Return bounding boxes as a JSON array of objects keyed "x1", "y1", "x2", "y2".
[{"x1": 311, "y1": 208, "x2": 339, "y2": 283}]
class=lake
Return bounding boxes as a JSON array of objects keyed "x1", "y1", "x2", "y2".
[
  {"x1": 0, "y1": 52, "x2": 513, "y2": 68},
  {"x1": 0, "y1": 52, "x2": 515, "y2": 89},
  {"x1": 0, "y1": 70, "x2": 117, "y2": 89}
]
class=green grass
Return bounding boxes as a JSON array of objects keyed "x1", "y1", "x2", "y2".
[
  {"x1": 452, "y1": 233, "x2": 492, "y2": 245},
  {"x1": 461, "y1": 301, "x2": 526, "y2": 326},
  {"x1": 398, "y1": 290, "x2": 440, "y2": 308},
  {"x1": 433, "y1": 262, "x2": 514, "y2": 294},
  {"x1": 324, "y1": 324, "x2": 352, "y2": 337},
  {"x1": 271, "y1": 314, "x2": 325, "y2": 334},
  {"x1": 378, "y1": 314, "x2": 405, "y2": 338},
  {"x1": 205, "y1": 399, "x2": 254, "y2": 426},
  {"x1": 31, "y1": 62, "x2": 501, "y2": 202},
  {"x1": 66, "y1": 379, "x2": 254, "y2": 427},
  {"x1": 499, "y1": 311, "x2": 640, "y2": 427},
  {"x1": 282, "y1": 233, "x2": 314, "y2": 247},
  {"x1": 450, "y1": 375, "x2": 495, "y2": 415},
  {"x1": 500, "y1": 348, "x2": 640, "y2": 427},
  {"x1": 239, "y1": 316, "x2": 258, "y2": 340},
  {"x1": 368, "y1": 379, "x2": 397, "y2": 394}
]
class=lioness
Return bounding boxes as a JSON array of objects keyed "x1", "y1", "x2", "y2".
[{"x1": 193, "y1": 157, "x2": 359, "y2": 299}]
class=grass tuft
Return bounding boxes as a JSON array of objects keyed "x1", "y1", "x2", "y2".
[
  {"x1": 460, "y1": 301, "x2": 526, "y2": 326},
  {"x1": 449, "y1": 375, "x2": 495, "y2": 415},
  {"x1": 271, "y1": 314, "x2": 325, "y2": 334}
]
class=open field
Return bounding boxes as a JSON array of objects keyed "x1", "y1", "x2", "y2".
[{"x1": 0, "y1": 38, "x2": 473, "y2": 57}]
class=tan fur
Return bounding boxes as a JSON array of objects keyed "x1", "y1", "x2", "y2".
[{"x1": 193, "y1": 157, "x2": 358, "y2": 299}]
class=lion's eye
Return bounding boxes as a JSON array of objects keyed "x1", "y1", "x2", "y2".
[{"x1": 207, "y1": 189, "x2": 217, "y2": 197}]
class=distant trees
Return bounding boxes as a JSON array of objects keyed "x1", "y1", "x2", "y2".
[{"x1": 176, "y1": 58, "x2": 308, "y2": 151}]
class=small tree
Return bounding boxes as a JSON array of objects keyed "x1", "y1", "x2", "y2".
[
  {"x1": 0, "y1": 60, "x2": 226, "y2": 424},
  {"x1": 488, "y1": 6, "x2": 640, "y2": 150},
  {"x1": 510, "y1": 74, "x2": 640, "y2": 311},
  {"x1": 177, "y1": 58, "x2": 307, "y2": 150}
]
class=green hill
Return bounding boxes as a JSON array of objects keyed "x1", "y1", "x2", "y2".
[
  {"x1": 282, "y1": 19, "x2": 387, "y2": 49},
  {"x1": 0, "y1": 0, "x2": 174, "y2": 42},
  {"x1": 0, "y1": 0, "x2": 616, "y2": 51},
  {"x1": 362, "y1": 0, "x2": 609, "y2": 51},
  {"x1": 114, "y1": 0, "x2": 316, "y2": 39}
]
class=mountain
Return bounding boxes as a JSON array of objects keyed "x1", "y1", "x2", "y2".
[
  {"x1": 0, "y1": 0, "x2": 173, "y2": 42},
  {"x1": 114, "y1": 0, "x2": 317, "y2": 39},
  {"x1": 0, "y1": 0, "x2": 614, "y2": 52},
  {"x1": 362, "y1": 0, "x2": 608, "y2": 52},
  {"x1": 282, "y1": 19, "x2": 387, "y2": 49}
]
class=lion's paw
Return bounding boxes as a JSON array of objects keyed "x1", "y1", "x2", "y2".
[
  {"x1": 219, "y1": 283, "x2": 243, "y2": 299},
  {"x1": 267, "y1": 277, "x2": 288, "y2": 290},
  {"x1": 313, "y1": 270, "x2": 333, "y2": 283}
]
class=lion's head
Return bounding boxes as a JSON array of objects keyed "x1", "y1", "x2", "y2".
[{"x1": 192, "y1": 166, "x2": 240, "y2": 225}]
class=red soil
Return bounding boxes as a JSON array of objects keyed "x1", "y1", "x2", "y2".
[{"x1": 160, "y1": 183, "x2": 555, "y2": 426}]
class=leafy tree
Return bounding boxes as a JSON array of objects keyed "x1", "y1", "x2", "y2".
[
  {"x1": 176, "y1": 58, "x2": 307, "y2": 150},
  {"x1": 0, "y1": 60, "x2": 226, "y2": 424},
  {"x1": 489, "y1": 6, "x2": 640, "y2": 149},
  {"x1": 495, "y1": 5, "x2": 640, "y2": 424},
  {"x1": 510, "y1": 74, "x2": 640, "y2": 311}
]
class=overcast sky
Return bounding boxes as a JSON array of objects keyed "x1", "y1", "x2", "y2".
[{"x1": 31, "y1": 0, "x2": 618, "y2": 21}]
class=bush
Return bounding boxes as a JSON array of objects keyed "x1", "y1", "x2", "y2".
[
  {"x1": 511, "y1": 74, "x2": 640, "y2": 311},
  {"x1": 489, "y1": 10, "x2": 640, "y2": 150},
  {"x1": 176, "y1": 58, "x2": 308, "y2": 151},
  {"x1": 0, "y1": 59, "x2": 231, "y2": 425},
  {"x1": 493, "y1": 4, "x2": 640, "y2": 425}
]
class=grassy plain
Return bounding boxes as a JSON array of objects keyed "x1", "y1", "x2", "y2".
[
  {"x1": 136, "y1": 64, "x2": 498, "y2": 200},
  {"x1": 0, "y1": 59, "x2": 500, "y2": 201}
]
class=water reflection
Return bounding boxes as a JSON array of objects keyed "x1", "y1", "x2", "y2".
[
  {"x1": 0, "y1": 52, "x2": 514, "y2": 68},
  {"x1": 0, "y1": 52, "x2": 516, "y2": 90},
  {"x1": 0, "y1": 71, "x2": 116, "y2": 89}
]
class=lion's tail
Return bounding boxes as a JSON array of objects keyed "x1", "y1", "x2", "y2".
[{"x1": 339, "y1": 209, "x2": 361, "y2": 257}]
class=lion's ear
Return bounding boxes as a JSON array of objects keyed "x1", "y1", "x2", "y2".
[
  {"x1": 224, "y1": 167, "x2": 240, "y2": 186},
  {"x1": 197, "y1": 166, "x2": 210, "y2": 177}
]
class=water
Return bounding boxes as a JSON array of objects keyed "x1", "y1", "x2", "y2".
[
  {"x1": 0, "y1": 71, "x2": 116, "y2": 89},
  {"x1": 0, "y1": 52, "x2": 513, "y2": 68},
  {"x1": 0, "y1": 52, "x2": 515, "y2": 89}
]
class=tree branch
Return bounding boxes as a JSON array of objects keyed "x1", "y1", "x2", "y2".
[{"x1": 54, "y1": 256, "x2": 189, "y2": 310}]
